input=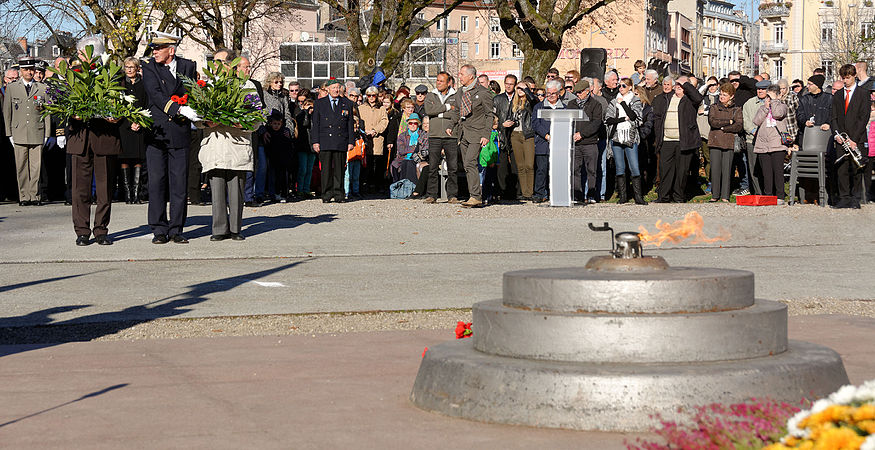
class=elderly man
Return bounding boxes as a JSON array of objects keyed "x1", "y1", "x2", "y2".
[
  {"x1": 639, "y1": 69, "x2": 662, "y2": 105},
  {"x1": 141, "y1": 31, "x2": 198, "y2": 244},
  {"x1": 423, "y1": 71, "x2": 460, "y2": 203},
  {"x1": 530, "y1": 78, "x2": 566, "y2": 203},
  {"x1": 3, "y1": 56, "x2": 50, "y2": 206},
  {"x1": 311, "y1": 79, "x2": 355, "y2": 203},
  {"x1": 603, "y1": 71, "x2": 620, "y2": 99},
  {"x1": 652, "y1": 75, "x2": 703, "y2": 203},
  {"x1": 455, "y1": 64, "x2": 494, "y2": 207},
  {"x1": 66, "y1": 37, "x2": 127, "y2": 246},
  {"x1": 477, "y1": 74, "x2": 490, "y2": 90},
  {"x1": 493, "y1": 73, "x2": 519, "y2": 199},
  {"x1": 590, "y1": 77, "x2": 610, "y2": 201},
  {"x1": 567, "y1": 79, "x2": 603, "y2": 203}
]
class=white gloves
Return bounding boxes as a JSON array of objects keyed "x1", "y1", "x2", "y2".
[
  {"x1": 8, "y1": 137, "x2": 13, "y2": 146},
  {"x1": 178, "y1": 106, "x2": 201, "y2": 122},
  {"x1": 57, "y1": 136, "x2": 66, "y2": 148}
]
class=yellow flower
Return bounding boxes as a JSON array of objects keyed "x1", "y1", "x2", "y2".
[
  {"x1": 812, "y1": 426, "x2": 865, "y2": 449},
  {"x1": 856, "y1": 419, "x2": 875, "y2": 434},
  {"x1": 852, "y1": 404, "x2": 875, "y2": 422}
]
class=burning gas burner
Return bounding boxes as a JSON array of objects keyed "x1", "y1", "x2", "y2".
[
  {"x1": 410, "y1": 221, "x2": 849, "y2": 432},
  {"x1": 584, "y1": 222, "x2": 669, "y2": 271}
]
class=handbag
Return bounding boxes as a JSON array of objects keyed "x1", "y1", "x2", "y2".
[
  {"x1": 347, "y1": 136, "x2": 365, "y2": 162},
  {"x1": 733, "y1": 134, "x2": 746, "y2": 154},
  {"x1": 778, "y1": 130, "x2": 795, "y2": 147}
]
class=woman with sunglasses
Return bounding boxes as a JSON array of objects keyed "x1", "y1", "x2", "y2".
[
  {"x1": 262, "y1": 72, "x2": 296, "y2": 202},
  {"x1": 358, "y1": 86, "x2": 389, "y2": 196},
  {"x1": 605, "y1": 78, "x2": 645, "y2": 204}
]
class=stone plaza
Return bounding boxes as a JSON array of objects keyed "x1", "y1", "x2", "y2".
[{"x1": 1, "y1": 200, "x2": 874, "y2": 448}]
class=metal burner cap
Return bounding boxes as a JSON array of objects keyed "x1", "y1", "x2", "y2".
[{"x1": 585, "y1": 255, "x2": 669, "y2": 271}]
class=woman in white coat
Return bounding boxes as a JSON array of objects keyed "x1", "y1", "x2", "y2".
[{"x1": 200, "y1": 117, "x2": 255, "y2": 241}]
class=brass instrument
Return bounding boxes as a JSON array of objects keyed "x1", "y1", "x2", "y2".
[{"x1": 835, "y1": 131, "x2": 866, "y2": 169}]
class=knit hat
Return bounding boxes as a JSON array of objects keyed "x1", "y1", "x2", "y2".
[{"x1": 808, "y1": 74, "x2": 825, "y2": 87}]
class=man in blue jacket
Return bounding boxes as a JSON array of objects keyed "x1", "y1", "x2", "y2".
[
  {"x1": 311, "y1": 79, "x2": 355, "y2": 203},
  {"x1": 530, "y1": 79, "x2": 565, "y2": 203}
]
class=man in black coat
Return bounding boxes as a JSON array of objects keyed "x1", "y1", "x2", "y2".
[
  {"x1": 830, "y1": 64, "x2": 871, "y2": 209},
  {"x1": 566, "y1": 79, "x2": 603, "y2": 203},
  {"x1": 652, "y1": 75, "x2": 703, "y2": 203},
  {"x1": 141, "y1": 32, "x2": 198, "y2": 244},
  {"x1": 311, "y1": 79, "x2": 355, "y2": 203}
]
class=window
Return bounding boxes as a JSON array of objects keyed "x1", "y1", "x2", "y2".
[
  {"x1": 145, "y1": 22, "x2": 154, "y2": 35},
  {"x1": 774, "y1": 59, "x2": 783, "y2": 79},
  {"x1": 821, "y1": 22, "x2": 834, "y2": 42},
  {"x1": 775, "y1": 24, "x2": 784, "y2": 42},
  {"x1": 512, "y1": 43, "x2": 521, "y2": 58},
  {"x1": 52, "y1": 45, "x2": 60, "y2": 57},
  {"x1": 417, "y1": 12, "x2": 425, "y2": 20},
  {"x1": 863, "y1": 22, "x2": 875, "y2": 39},
  {"x1": 490, "y1": 18, "x2": 500, "y2": 32},
  {"x1": 475, "y1": 42, "x2": 479, "y2": 55},
  {"x1": 475, "y1": 17, "x2": 479, "y2": 28},
  {"x1": 436, "y1": 17, "x2": 443, "y2": 30},
  {"x1": 461, "y1": 16, "x2": 468, "y2": 32},
  {"x1": 822, "y1": 59, "x2": 834, "y2": 79},
  {"x1": 490, "y1": 42, "x2": 500, "y2": 58},
  {"x1": 461, "y1": 41, "x2": 469, "y2": 59}
]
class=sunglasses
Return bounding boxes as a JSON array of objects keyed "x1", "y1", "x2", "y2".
[{"x1": 366, "y1": 94, "x2": 377, "y2": 97}]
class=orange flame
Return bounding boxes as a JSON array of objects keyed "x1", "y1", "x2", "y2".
[{"x1": 637, "y1": 211, "x2": 731, "y2": 247}]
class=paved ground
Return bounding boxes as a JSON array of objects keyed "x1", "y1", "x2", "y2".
[{"x1": 1, "y1": 200, "x2": 874, "y2": 448}]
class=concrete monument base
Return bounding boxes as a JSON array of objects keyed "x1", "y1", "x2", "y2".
[{"x1": 411, "y1": 339, "x2": 847, "y2": 431}]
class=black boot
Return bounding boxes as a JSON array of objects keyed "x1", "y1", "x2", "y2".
[
  {"x1": 132, "y1": 166, "x2": 143, "y2": 204},
  {"x1": 632, "y1": 176, "x2": 647, "y2": 205},
  {"x1": 122, "y1": 167, "x2": 134, "y2": 204},
  {"x1": 616, "y1": 174, "x2": 627, "y2": 204}
]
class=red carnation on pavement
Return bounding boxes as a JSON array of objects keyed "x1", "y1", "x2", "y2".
[
  {"x1": 455, "y1": 321, "x2": 472, "y2": 339},
  {"x1": 422, "y1": 347, "x2": 428, "y2": 358}
]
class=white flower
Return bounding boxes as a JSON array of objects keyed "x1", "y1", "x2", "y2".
[
  {"x1": 861, "y1": 435, "x2": 875, "y2": 450},
  {"x1": 139, "y1": 109, "x2": 151, "y2": 117},
  {"x1": 829, "y1": 384, "x2": 857, "y2": 405},
  {"x1": 854, "y1": 379, "x2": 875, "y2": 402},
  {"x1": 810, "y1": 398, "x2": 832, "y2": 413},
  {"x1": 123, "y1": 94, "x2": 136, "y2": 104},
  {"x1": 787, "y1": 409, "x2": 811, "y2": 438},
  {"x1": 100, "y1": 53, "x2": 110, "y2": 65}
]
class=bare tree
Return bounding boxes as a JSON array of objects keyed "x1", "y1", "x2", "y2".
[
  {"x1": 171, "y1": 0, "x2": 296, "y2": 55},
  {"x1": 495, "y1": 0, "x2": 639, "y2": 82},
  {"x1": 317, "y1": 0, "x2": 465, "y2": 78}
]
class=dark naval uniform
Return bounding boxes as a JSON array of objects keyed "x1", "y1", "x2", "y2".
[
  {"x1": 141, "y1": 54, "x2": 197, "y2": 241},
  {"x1": 310, "y1": 94, "x2": 355, "y2": 202}
]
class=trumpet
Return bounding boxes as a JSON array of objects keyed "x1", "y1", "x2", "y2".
[{"x1": 835, "y1": 131, "x2": 866, "y2": 169}]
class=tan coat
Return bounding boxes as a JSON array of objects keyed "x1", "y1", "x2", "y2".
[
  {"x1": 358, "y1": 102, "x2": 388, "y2": 156},
  {"x1": 2, "y1": 80, "x2": 51, "y2": 145},
  {"x1": 199, "y1": 125, "x2": 254, "y2": 173}
]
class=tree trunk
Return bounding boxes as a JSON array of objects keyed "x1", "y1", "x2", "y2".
[{"x1": 523, "y1": 47, "x2": 560, "y2": 84}]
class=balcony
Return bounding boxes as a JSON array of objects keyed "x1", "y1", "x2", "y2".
[
  {"x1": 760, "y1": 40, "x2": 788, "y2": 54},
  {"x1": 759, "y1": 4, "x2": 791, "y2": 18},
  {"x1": 703, "y1": 46, "x2": 717, "y2": 55}
]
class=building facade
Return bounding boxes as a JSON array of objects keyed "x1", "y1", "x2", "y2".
[
  {"x1": 701, "y1": 0, "x2": 749, "y2": 78},
  {"x1": 758, "y1": 0, "x2": 875, "y2": 82}
]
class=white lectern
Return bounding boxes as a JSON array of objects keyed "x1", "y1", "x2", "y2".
[{"x1": 536, "y1": 108, "x2": 584, "y2": 207}]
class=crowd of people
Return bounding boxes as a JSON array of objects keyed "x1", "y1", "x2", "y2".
[{"x1": 2, "y1": 37, "x2": 873, "y2": 244}]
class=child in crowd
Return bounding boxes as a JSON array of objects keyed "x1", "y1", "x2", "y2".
[
  {"x1": 345, "y1": 116, "x2": 366, "y2": 199},
  {"x1": 263, "y1": 112, "x2": 294, "y2": 203},
  {"x1": 479, "y1": 117, "x2": 504, "y2": 204}
]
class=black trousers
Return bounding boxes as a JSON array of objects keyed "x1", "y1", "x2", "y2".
[
  {"x1": 573, "y1": 143, "x2": 599, "y2": 201},
  {"x1": 319, "y1": 150, "x2": 346, "y2": 201},
  {"x1": 533, "y1": 154, "x2": 550, "y2": 199},
  {"x1": 760, "y1": 150, "x2": 786, "y2": 200},
  {"x1": 657, "y1": 141, "x2": 695, "y2": 202},
  {"x1": 146, "y1": 144, "x2": 189, "y2": 237},
  {"x1": 426, "y1": 137, "x2": 459, "y2": 199},
  {"x1": 187, "y1": 131, "x2": 203, "y2": 203},
  {"x1": 836, "y1": 157, "x2": 863, "y2": 206}
]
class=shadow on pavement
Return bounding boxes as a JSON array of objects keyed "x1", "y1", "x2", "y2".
[
  {"x1": 0, "y1": 261, "x2": 308, "y2": 356},
  {"x1": 108, "y1": 214, "x2": 337, "y2": 241},
  {"x1": 0, "y1": 271, "x2": 108, "y2": 294},
  {"x1": 0, "y1": 383, "x2": 128, "y2": 428}
]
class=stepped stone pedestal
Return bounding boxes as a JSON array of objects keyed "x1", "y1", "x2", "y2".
[{"x1": 410, "y1": 231, "x2": 849, "y2": 431}]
